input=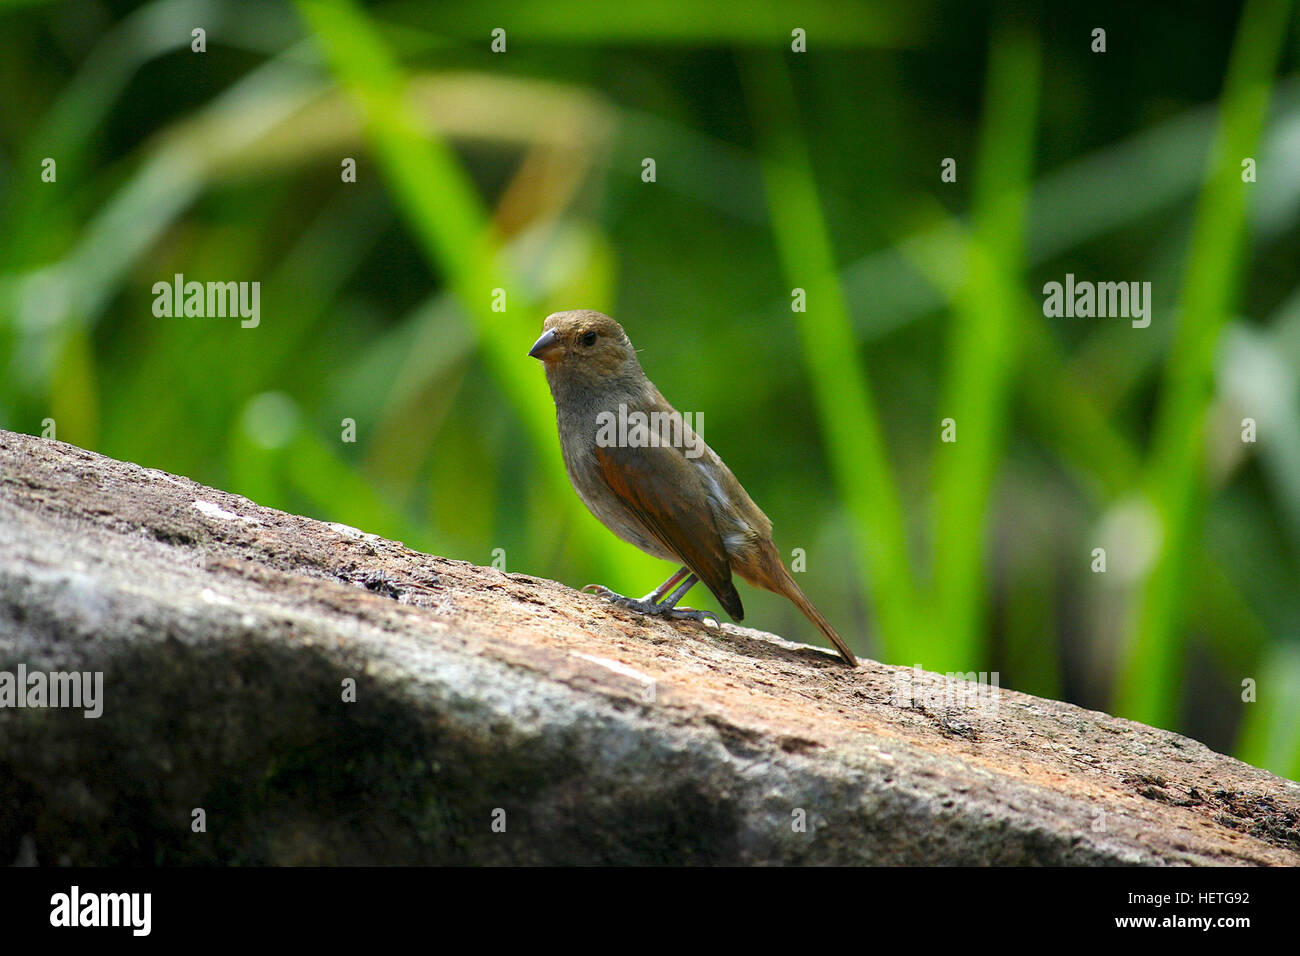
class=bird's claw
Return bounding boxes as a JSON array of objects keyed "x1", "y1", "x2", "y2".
[
  {"x1": 582, "y1": 584, "x2": 718, "y2": 626},
  {"x1": 666, "y1": 607, "x2": 720, "y2": 626},
  {"x1": 582, "y1": 584, "x2": 651, "y2": 612}
]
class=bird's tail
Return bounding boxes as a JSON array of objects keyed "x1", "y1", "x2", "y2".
[{"x1": 774, "y1": 564, "x2": 858, "y2": 667}]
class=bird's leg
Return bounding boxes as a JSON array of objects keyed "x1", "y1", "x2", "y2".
[
  {"x1": 582, "y1": 567, "x2": 718, "y2": 625},
  {"x1": 654, "y1": 573, "x2": 720, "y2": 625},
  {"x1": 643, "y1": 566, "x2": 690, "y2": 603},
  {"x1": 583, "y1": 566, "x2": 686, "y2": 607}
]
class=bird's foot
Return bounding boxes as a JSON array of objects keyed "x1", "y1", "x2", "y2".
[
  {"x1": 581, "y1": 584, "x2": 650, "y2": 612},
  {"x1": 582, "y1": 584, "x2": 719, "y2": 625},
  {"x1": 660, "y1": 606, "x2": 720, "y2": 626}
]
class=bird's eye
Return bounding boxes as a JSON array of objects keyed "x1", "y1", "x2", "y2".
[{"x1": 581, "y1": 331, "x2": 598, "y2": 347}]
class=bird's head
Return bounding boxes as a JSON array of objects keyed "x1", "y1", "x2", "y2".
[{"x1": 528, "y1": 310, "x2": 639, "y2": 388}]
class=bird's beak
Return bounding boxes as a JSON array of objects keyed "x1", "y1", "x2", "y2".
[{"x1": 528, "y1": 328, "x2": 562, "y2": 362}]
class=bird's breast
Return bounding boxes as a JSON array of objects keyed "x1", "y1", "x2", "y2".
[{"x1": 556, "y1": 403, "x2": 677, "y2": 561}]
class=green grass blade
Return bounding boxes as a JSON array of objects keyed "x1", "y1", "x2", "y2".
[
  {"x1": 1117, "y1": 0, "x2": 1292, "y2": 727},
  {"x1": 1235, "y1": 641, "x2": 1300, "y2": 781},
  {"x1": 294, "y1": 0, "x2": 658, "y2": 588},
  {"x1": 378, "y1": 0, "x2": 924, "y2": 47},
  {"x1": 931, "y1": 25, "x2": 1040, "y2": 670},
  {"x1": 741, "y1": 51, "x2": 921, "y2": 661}
]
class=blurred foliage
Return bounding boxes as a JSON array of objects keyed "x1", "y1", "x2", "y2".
[{"x1": 1, "y1": 0, "x2": 1298, "y2": 780}]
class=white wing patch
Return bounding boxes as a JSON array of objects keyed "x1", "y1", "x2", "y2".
[{"x1": 695, "y1": 457, "x2": 731, "y2": 511}]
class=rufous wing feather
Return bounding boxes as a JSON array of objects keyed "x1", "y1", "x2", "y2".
[{"x1": 594, "y1": 442, "x2": 745, "y2": 619}]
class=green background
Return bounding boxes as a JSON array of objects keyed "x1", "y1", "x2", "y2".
[{"x1": 2, "y1": 0, "x2": 1298, "y2": 780}]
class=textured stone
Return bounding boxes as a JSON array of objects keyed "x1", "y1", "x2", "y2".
[{"x1": 0, "y1": 429, "x2": 1297, "y2": 865}]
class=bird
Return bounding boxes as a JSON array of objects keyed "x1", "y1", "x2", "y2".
[{"x1": 528, "y1": 309, "x2": 857, "y2": 667}]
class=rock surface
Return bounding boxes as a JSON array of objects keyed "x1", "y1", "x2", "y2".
[{"x1": 0, "y1": 429, "x2": 1297, "y2": 865}]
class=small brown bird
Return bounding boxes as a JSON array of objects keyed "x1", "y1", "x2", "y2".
[{"x1": 529, "y1": 309, "x2": 857, "y2": 666}]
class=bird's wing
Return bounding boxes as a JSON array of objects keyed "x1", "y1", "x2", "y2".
[{"x1": 594, "y1": 442, "x2": 745, "y2": 619}]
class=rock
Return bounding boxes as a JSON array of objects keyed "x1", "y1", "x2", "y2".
[{"x1": 0, "y1": 429, "x2": 1296, "y2": 865}]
